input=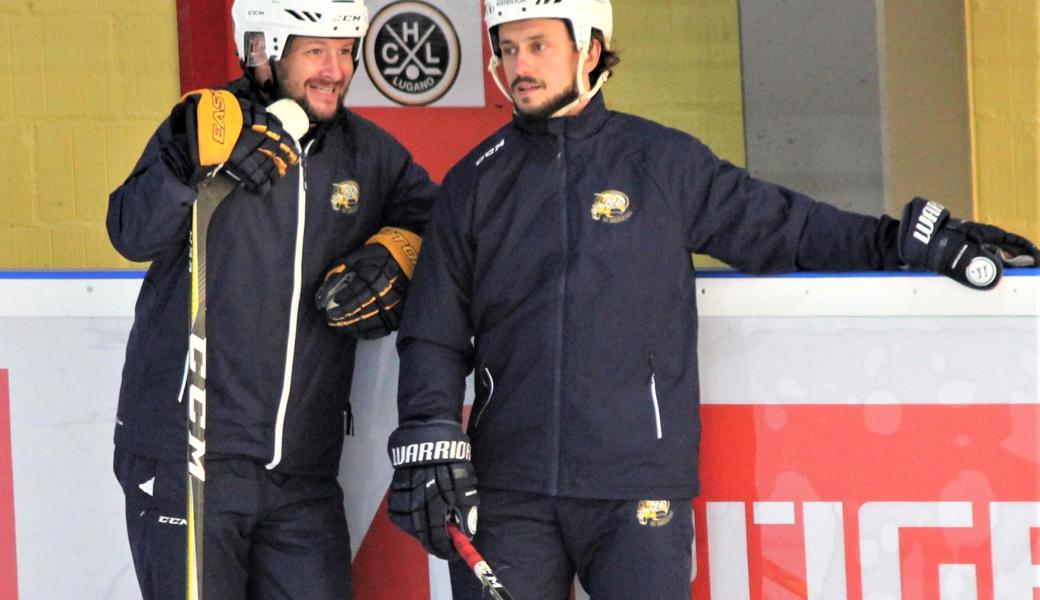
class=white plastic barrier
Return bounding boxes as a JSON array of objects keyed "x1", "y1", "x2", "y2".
[{"x1": 0, "y1": 270, "x2": 1036, "y2": 599}]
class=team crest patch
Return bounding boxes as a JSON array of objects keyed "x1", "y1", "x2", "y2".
[
  {"x1": 330, "y1": 180, "x2": 360, "y2": 214},
  {"x1": 636, "y1": 500, "x2": 673, "y2": 527},
  {"x1": 591, "y1": 190, "x2": 633, "y2": 224}
]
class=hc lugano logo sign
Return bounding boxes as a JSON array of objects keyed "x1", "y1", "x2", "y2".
[{"x1": 364, "y1": 1, "x2": 461, "y2": 106}]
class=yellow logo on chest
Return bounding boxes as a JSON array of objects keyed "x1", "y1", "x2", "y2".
[
  {"x1": 331, "y1": 180, "x2": 361, "y2": 214},
  {"x1": 591, "y1": 190, "x2": 633, "y2": 224}
]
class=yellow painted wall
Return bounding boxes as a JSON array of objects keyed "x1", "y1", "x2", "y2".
[
  {"x1": 0, "y1": 0, "x2": 180, "y2": 269},
  {"x1": 610, "y1": 0, "x2": 746, "y2": 166},
  {"x1": 967, "y1": 0, "x2": 1040, "y2": 241}
]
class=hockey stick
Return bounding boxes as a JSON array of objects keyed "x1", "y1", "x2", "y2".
[
  {"x1": 447, "y1": 523, "x2": 514, "y2": 600},
  {"x1": 185, "y1": 97, "x2": 308, "y2": 599},
  {"x1": 185, "y1": 172, "x2": 233, "y2": 599}
]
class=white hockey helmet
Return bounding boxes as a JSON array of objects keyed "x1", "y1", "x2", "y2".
[
  {"x1": 485, "y1": 0, "x2": 613, "y2": 58},
  {"x1": 484, "y1": 0, "x2": 613, "y2": 116},
  {"x1": 232, "y1": 0, "x2": 369, "y2": 66}
]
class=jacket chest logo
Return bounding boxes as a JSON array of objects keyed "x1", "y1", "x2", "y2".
[
  {"x1": 590, "y1": 190, "x2": 632, "y2": 224},
  {"x1": 330, "y1": 180, "x2": 361, "y2": 214}
]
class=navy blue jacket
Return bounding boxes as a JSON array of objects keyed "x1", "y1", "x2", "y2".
[
  {"x1": 108, "y1": 76, "x2": 436, "y2": 475},
  {"x1": 396, "y1": 94, "x2": 900, "y2": 499}
]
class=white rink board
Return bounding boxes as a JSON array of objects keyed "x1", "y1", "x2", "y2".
[
  {"x1": 2, "y1": 271, "x2": 1036, "y2": 319},
  {"x1": 0, "y1": 271, "x2": 1036, "y2": 598}
]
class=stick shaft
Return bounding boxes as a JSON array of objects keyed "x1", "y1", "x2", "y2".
[
  {"x1": 186, "y1": 175, "x2": 236, "y2": 600},
  {"x1": 448, "y1": 524, "x2": 514, "y2": 600}
]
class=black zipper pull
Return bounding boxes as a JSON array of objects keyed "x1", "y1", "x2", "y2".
[{"x1": 344, "y1": 404, "x2": 354, "y2": 437}]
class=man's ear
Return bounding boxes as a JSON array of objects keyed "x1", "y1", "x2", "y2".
[{"x1": 583, "y1": 37, "x2": 602, "y2": 77}]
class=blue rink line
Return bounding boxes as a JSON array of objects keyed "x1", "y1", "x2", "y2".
[
  {"x1": 0, "y1": 270, "x2": 147, "y2": 279},
  {"x1": 697, "y1": 268, "x2": 1039, "y2": 278},
  {"x1": 1, "y1": 268, "x2": 1037, "y2": 279}
]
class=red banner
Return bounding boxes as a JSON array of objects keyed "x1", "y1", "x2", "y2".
[
  {"x1": 694, "y1": 404, "x2": 1040, "y2": 599},
  {"x1": 0, "y1": 370, "x2": 18, "y2": 599}
]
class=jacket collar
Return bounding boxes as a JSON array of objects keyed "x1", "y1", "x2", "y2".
[{"x1": 514, "y1": 93, "x2": 610, "y2": 141}]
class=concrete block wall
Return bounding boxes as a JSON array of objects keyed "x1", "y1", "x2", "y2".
[
  {"x1": 739, "y1": 0, "x2": 885, "y2": 216},
  {"x1": 0, "y1": 0, "x2": 181, "y2": 269}
]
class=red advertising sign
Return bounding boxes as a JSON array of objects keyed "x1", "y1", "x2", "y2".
[
  {"x1": 0, "y1": 370, "x2": 18, "y2": 599},
  {"x1": 695, "y1": 404, "x2": 1040, "y2": 599}
]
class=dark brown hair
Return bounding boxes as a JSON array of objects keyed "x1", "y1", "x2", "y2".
[{"x1": 589, "y1": 30, "x2": 620, "y2": 83}]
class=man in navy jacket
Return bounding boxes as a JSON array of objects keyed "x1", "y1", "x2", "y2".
[
  {"x1": 386, "y1": 1, "x2": 1038, "y2": 598},
  {"x1": 108, "y1": 1, "x2": 435, "y2": 598}
]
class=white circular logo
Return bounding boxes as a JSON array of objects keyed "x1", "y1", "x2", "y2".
[
  {"x1": 466, "y1": 506, "x2": 479, "y2": 535},
  {"x1": 364, "y1": 1, "x2": 461, "y2": 106},
  {"x1": 966, "y1": 256, "x2": 998, "y2": 287}
]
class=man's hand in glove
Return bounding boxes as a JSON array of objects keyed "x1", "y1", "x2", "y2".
[
  {"x1": 161, "y1": 89, "x2": 300, "y2": 195},
  {"x1": 387, "y1": 422, "x2": 479, "y2": 559},
  {"x1": 898, "y1": 197, "x2": 1039, "y2": 290},
  {"x1": 316, "y1": 227, "x2": 422, "y2": 339}
]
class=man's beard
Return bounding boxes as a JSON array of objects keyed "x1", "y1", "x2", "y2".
[
  {"x1": 275, "y1": 64, "x2": 348, "y2": 123},
  {"x1": 516, "y1": 81, "x2": 580, "y2": 121}
]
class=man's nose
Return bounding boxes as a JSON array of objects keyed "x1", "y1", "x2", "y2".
[
  {"x1": 319, "y1": 53, "x2": 349, "y2": 80},
  {"x1": 513, "y1": 48, "x2": 535, "y2": 75}
]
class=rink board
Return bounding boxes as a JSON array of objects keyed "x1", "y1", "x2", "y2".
[{"x1": 0, "y1": 271, "x2": 1036, "y2": 599}]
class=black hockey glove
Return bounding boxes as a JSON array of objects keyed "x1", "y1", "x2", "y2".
[
  {"x1": 315, "y1": 227, "x2": 422, "y2": 339},
  {"x1": 387, "y1": 422, "x2": 479, "y2": 560},
  {"x1": 221, "y1": 98, "x2": 300, "y2": 195},
  {"x1": 898, "y1": 197, "x2": 1038, "y2": 290},
  {"x1": 161, "y1": 93, "x2": 216, "y2": 188},
  {"x1": 161, "y1": 89, "x2": 300, "y2": 196}
]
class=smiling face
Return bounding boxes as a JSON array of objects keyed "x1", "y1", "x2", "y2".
[
  {"x1": 496, "y1": 18, "x2": 599, "y2": 119},
  {"x1": 275, "y1": 36, "x2": 357, "y2": 122}
]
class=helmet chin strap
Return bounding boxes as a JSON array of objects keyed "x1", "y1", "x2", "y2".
[
  {"x1": 488, "y1": 55, "x2": 511, "y2": 104},
  {"x1": 487, "y1": 47, "x2": 609, "y2": 119},
  {"x1": 549, "y1": 46, "x2": 608, "y2": 118}
]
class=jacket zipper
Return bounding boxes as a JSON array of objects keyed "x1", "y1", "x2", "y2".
[
  {"x1": 472, "y1": 366, "x2": 495, "y2": 430},
  {"x1": 266, "y1": 139, "x2": 312, "y2": 470},
  {"x1": 551, "y1": 131, "x2": 568, "y2": 494},
  {"x1": 649, "y1": 352, "x2": 663, "y2": 439}
]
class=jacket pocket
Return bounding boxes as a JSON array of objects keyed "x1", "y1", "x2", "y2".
[{"x1": 648, "y1": 352, "x2": 663, "y2": 440}]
